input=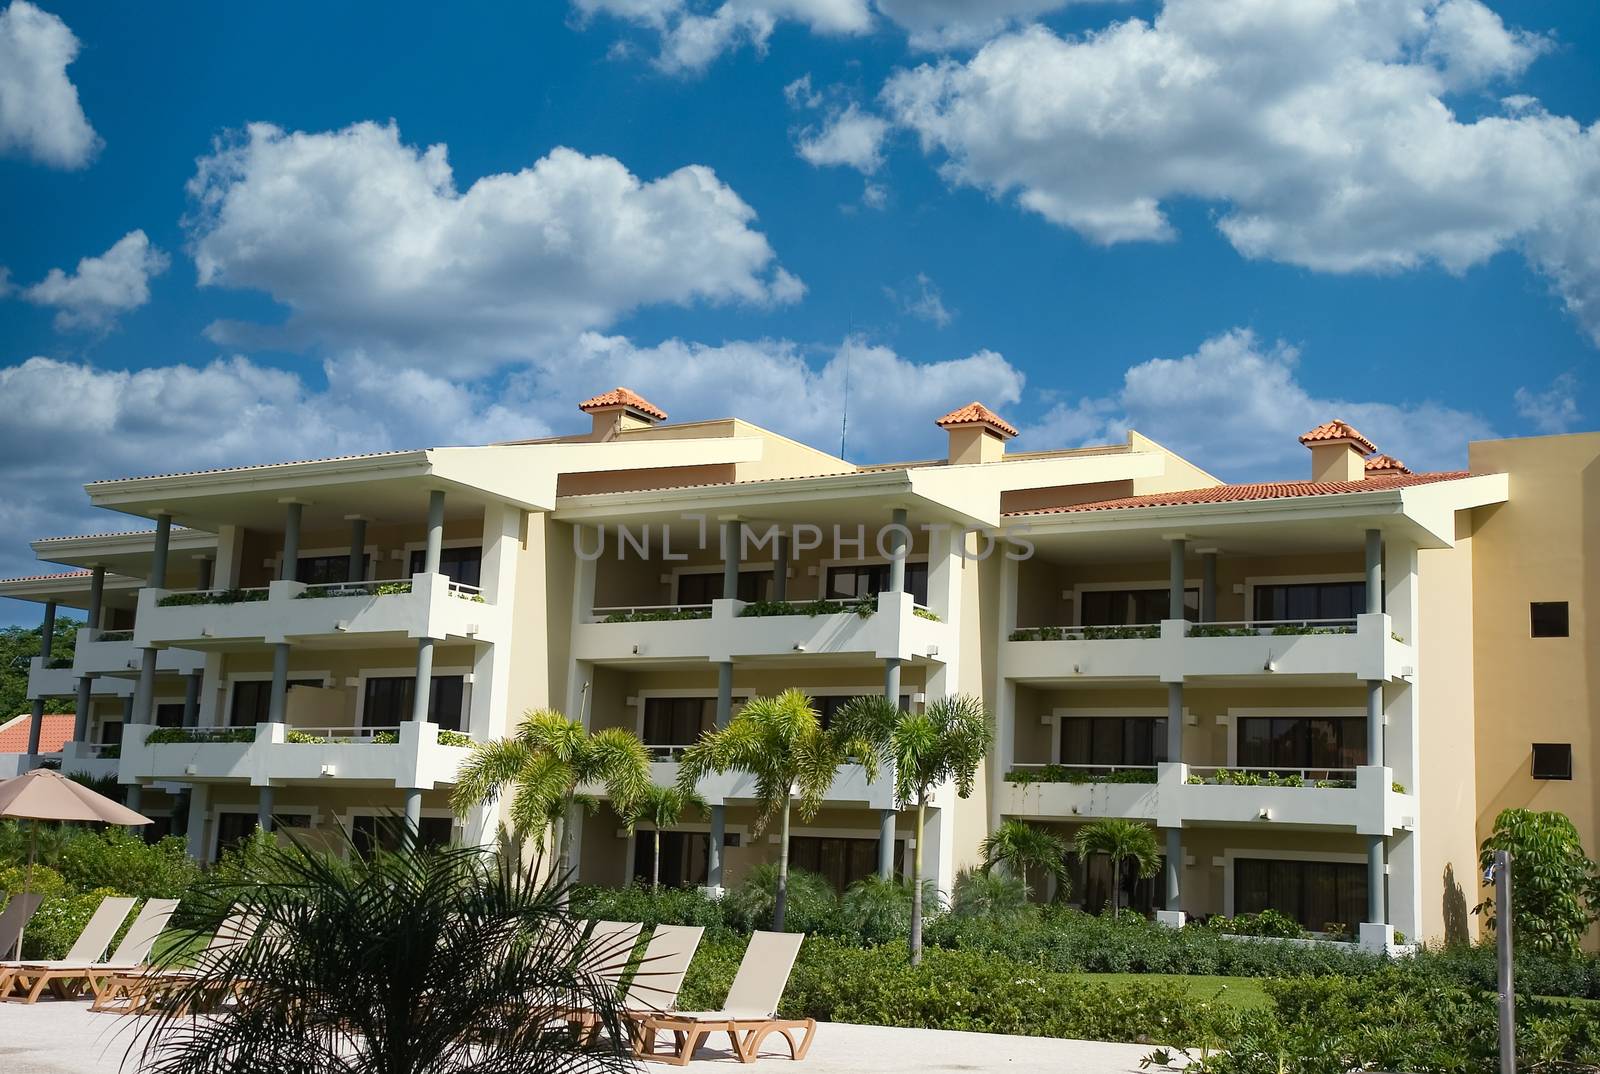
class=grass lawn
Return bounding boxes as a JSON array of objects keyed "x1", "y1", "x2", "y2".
[{"x1": 1075, "y1": 973, "x2": 1273, "y2": 1011}]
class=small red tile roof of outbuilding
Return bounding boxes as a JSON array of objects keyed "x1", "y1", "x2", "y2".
[
  {"x1": 578, "y1": 387, "x2": 667, "y2": 421},
  {"x1": 935, "y1": 402, "x2": 1018, "y2": 439}
]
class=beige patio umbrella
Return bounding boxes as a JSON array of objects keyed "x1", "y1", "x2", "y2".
[{"x1": 0, "y1": 768, "x2": 150, "y2": 958}]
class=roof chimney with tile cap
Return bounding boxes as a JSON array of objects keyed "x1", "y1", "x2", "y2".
[
  {"x1": 579, "y1": 387, "x2": 667, "y2": 439},
  {"x1": 937, "y1": 402, "x2": 1017, "y2": 465},
  {"x1": 1299, "y1": 420, "x2": 1377, "y2": 483},
  {"x1": 1364, "y1": 454, "x2": 1411, "y2": 476}
]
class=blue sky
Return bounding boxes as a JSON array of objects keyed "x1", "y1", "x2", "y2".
[{"x1": 1, "y1": 0, "x2": 1598, "y2": 626}]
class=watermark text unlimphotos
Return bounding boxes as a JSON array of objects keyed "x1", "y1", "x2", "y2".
[{"x1": 573, "y1": 516, "x2": 1034, "y2": 562}]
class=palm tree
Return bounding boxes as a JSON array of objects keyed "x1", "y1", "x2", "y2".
[
  {"x1": 1073, "y1": 818, "x2": 1162, "y2": 918},
  {"x1": 676, "y1": 689, "x2": 873, "y2": 932},
  {"x1": 837, "y1": 693, "x2": 988, "y2": 965},
  {"x1": 452, "y1": 709, "x2": 651, "y2": 875},
  {"x1": 135, "y1": 835, "x2": 637, "y2": 1074},
  {"x1": 628, "y1": 783, "x2": 708, "y2": 890},
  {"x1": 980, "y1": 818, "x2": 1070, "y2": 899}
]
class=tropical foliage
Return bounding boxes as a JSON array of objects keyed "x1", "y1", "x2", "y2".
[
  {"x1": 980, "y1": 819, "x2": 1070, "y2": 898},
  {"x1": 627, "y1": 782, "x2": 707, "y2": 890},
  {"x1": 675, "y1": 689, "x2": 877, "y2": 931},
  {"x1": 134, "y1": 836, "x2": 638, "y2": 1074},
  {"x1": 1474, "y1": 807, "x2": 1600, "y2": 954},
  {"x1": 0, "y1": 618, "x2": 81, "y2": 717},
  {"x1": 452, "y1": 708, "x2": 651, "y2": 867},
  {"x1": 839, "y1": 692, "x2": 989, "y2": 963},
  {"x1": 1073, "y1": 819, "x2": 1163, "y2": 918}
]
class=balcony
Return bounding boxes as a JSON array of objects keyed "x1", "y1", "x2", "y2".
[
  {"x1": 134, "y1": 574, "x2": 506, "y2": 649},
  {"x1": 72, "y1": 630, "x2": 206, "y2": 678},
  {"x1": 118, "y1": 719, "x2": 473, "y2": 790},
  {"x1": 26, "y1": 657, "x2": 135, "y2": 700},
  {"x1": 998, "y1": 762, "x2": 1415, "y2": 835},
  {"x1": 573, "y1": 591, "x2": 948, "y2": 666},
  {"x1": 1003, "y1": 613, "x2": 1410, "y2": 683}
]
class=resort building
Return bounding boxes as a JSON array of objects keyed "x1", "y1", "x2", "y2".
[{"x1": 3, "y1": 388, "x2": 1595, "y2": 950}]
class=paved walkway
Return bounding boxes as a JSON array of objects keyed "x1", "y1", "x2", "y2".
[{"x1": 0, "y1": 999, "x2": 1154, "y2": 1072}]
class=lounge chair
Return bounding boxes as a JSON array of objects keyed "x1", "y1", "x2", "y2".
[
  {"x1": 0, "y1": 895, "x2": 136, "y2": 998},
  {"x1": 4, "y1": 897, "x2": 180, "y2": 1004},
  {"x1": 565, "y1": 923, "x2": 704, "y2": 1044},
  {"x1": 92, "y1": 910, "x2": 258, "y2": 1015},
  {"x1": 0, "y1": 892, "x2": 44, "y2": 961},
  {"x1": 633, "y1": 930, "x2": 814, "y2": 1066}
]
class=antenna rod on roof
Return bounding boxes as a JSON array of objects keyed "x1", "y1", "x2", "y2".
[{"x1": 840, "y1": 318, "x2": 852, "y2": 460}]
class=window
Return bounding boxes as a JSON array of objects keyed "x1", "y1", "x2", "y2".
[
  {"x1": 642, "y1": 697, "x2": 712, "y2": 752},
  {"x1": 788, "y1": 835, "x2": 902, "y2": 892},
  {"x1": 362, "y1": 675, "x2": 466, "y2": 732},
  {"x1": 1532, "y1": 743, "x2": 1573, "y2": 781},
  {"x1": 409, "y1": 546, "x2": 482, "y2": 587},
  {"x1": 1530, "y1": 602, "x2": 1569, "y2": 638},
  {"x1": 215, "y1": 811, "x2": 310, "y2": 855},
  {"x1": 632, "y1": 831, "x2": 710, "y2": 888},
  {"x1": 1079, "y1": 588, "x2": 1198, "y2": 626},
  {"x1": 826, "y1": 562, "x2": 929, "y2": 606},
  {"x1": 229, "y1": 678, "x2": 322, "y2": 727},
  {"x1": 1067, "y1": 851, "x2": 1165, "y2": 915},
  {"x1": 154, "y1": 703, "x2": 186, "y2": 729},
  {"x1": 1252, "y1": 581, "x2": 1367, "y2": 624},
  {"x1": 675, "y1": 569, "x2": 772, "y2": 604},
  {"x1": 350, "y1": 814, "x2": 453, "y2": 855},
  {"x1": 296, "y1": 554, "x2": 370, "y2": 585},
  {"x1": 1059, "y1": 717, "x2": 1168, "y2": 767},
  {"x1": 1237, "y1": 716, "x2": 1366, "y2": 772},
  {"x1": 1234, "y1": 857, "x2": 1366, "y2": 933},
  {"x1": 100, "y1": 719, "x2": 123, "y2": 746}
]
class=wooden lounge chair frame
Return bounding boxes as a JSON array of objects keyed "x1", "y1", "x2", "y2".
[
  {"x1": 0, "y1": 895, "x2": 135, "y2": 999},
  {"x1": 633, "y1": 930, "x2": 815, "y2": 1066},
  {"x1": 4, "y1": 898, "x2": 179, "y2": 1004},
  {"x1": 92, "y1": 911, "x2": 257, "y2": 1015}
]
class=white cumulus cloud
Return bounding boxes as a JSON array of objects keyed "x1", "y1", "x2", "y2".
[
  {"x1": 572, "y1": 0, "x2": 872, "y2": 72},
  {"x1": 0, "y1": 0, "x2": 99, "y2": 168},
  {"x1": 21, "y1": 230, "x2": 169, "y2": 332},
  {"x1": 1513, "y1": 372, "x2": 1581, "y2": 434},
  {"x1": 1030, "y1": 328, "x2": 1496, "y2": 478},
  {"x1": 875, "y1": 0, "x2": 1119, "y2": 50},
  {"x1": 796, "y1": 102, "x2": 890, "y2": 174},
  {"x1": 183, "y1": 121, "x2": 801, "y2": 371},
  {"x1": 882, "y1": 0, "x2": 1600, "y2": 345}
]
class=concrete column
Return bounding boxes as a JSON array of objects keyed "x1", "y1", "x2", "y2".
[
  {"x1": 132, "y1": 647, "x2": 157, "y2": 726},
  {"x1": 196, "y1": 557, "x2": 214, "y2": 592},
  {"x1": 1367, "y1": 835, "x2": 1386, "y2": 924},
  {"x1": 267, "y1": 642, "x2": 290, "y2": 723},
  {"x1": 410, "y1": 638, "x2": 436, "y2": 722},
  {"x1": 186, "y1": 784, "x2": 210, "y2": 862},
  {"x1": 25, "y1": 601, "x2": 56, "y2": 759},
  {"x1": 707, "y1": 807, "x2": 725, "y2": 890},
  {"x1": 878, "y1": 809, "x2": 896, "y2": 879},
  {"x1": 347, "y1": 517, "x2": 368, "y2": 582},
  {"x1": 720, "y1": 519, "x2": 741, "y2": 599},
  {"x1": 772, "y1": 534, "x2": 788, "y2": 601},
  {"x1": 72, "y1": 677, "x2": 92, "y2": 742},
  {"x1": 715, "y1": 662, "x2": 733, "y2": 729},
  {"x1": 39, "y1": 600, "x2": 57, "y2": 663},
  {"x1": 1164, "y1": 828, "x2": 1182, "y2": 911},
  {"x1": 423, "y1": 491, "x2": 446, "y2": 574},
  {"x1": 280, "y1": 502, "x2": 303, "y2": 580},
  {"x1": 1201, "y1": 552, "x2": 1218, "y2": 623},
  {"x1": 884, "y1": 658, "x2": 901, "y2": 704},
  {"x1": 1364, "y1": 529, "x2": 1384, "y2": 767},
  {"x1": 87, "y1": 566, "x2": 105, "y2": 631},
  {"x1": 257, "y1": 785, "x2": 275, "y2": 833},
  {"x1": 150, "y1": 514, "x2": 172, "y2": 588},
  {"x1": 1168, "y1": 538, "x2": 1187, "y2": 620},
  {"x1": 24, "y1": 701, "x2": 45, "y2": 765},
  {"x1": 403, "y1": 788, "x2": 423, "y2": 845},
  {"x1": 888, "y1": 507, "x2": 908, "y2": 596},
  {"x1": 1166, "y1": 682, "x2": 1183, "y2": 763},
  {"x1": 182, "y1": 671, "x2": 202, "y2": 728}
]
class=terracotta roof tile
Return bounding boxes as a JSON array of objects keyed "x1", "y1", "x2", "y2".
[
  {"x1": 578, "y1": 387, "x2": 667, "y2": 421},
  {"x1": 1364, "y1": 454, "x2": 1411, "y2": 474},
  {"x1": 1298, "y1": 420, "x2": 1378, "y2": 454},
  {"x1": 85, "y1": 450, "x2": 419, "y2": 486},
  {"x1": 0, "y1": 714, "x2": 75, "y2": 753},
  {"x1": 936, "y1": 402, "x2": 1018, "y2": 439},
  {"x1": 1005, "y1": 470, "x2": 1471, "y2": 517},
  {"x1": 0, "y1": 570, "x2": 93, "y2": 583}
]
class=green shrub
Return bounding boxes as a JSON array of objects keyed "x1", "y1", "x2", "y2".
[
  {"x1": 0, "y1": 819, "x2": 75, "y2": 870},
  {"x1": 839, "y1": 875, "x2": 928, "y2": 945},
  {"x1": 437, "y1": 730, "x2": 473, "y2": 747},
  {"x1": 1204, "y1": 909, "x2": 1305, "y2": 939},
  {"x1": 0, "y1": 862, "x2": 68, "y2": 903},
  {"x1": 156, "y1": 588, "x2": 268, "y2": 607},
  {"x1": 569, "y1": 883, "x2": 735, "y2": 941},
  {"x1": 723, "y1": 864, "x2": 840, "y2": 935},
  {"x1": 949, "y1": 867, "x2": 1034, "y2": 923},
  {"x1": 601, "y1": 607, "x2": 712, "y2": 623},
  {"x1": 146, "y1": 727, "x2": 256, "y2": 744},
  {"x1": 56, "y1": 828, "x2": 199, "y2": 899},
  {"x1": 1005, "y1": 765, "x2": 1157, "y2": 785},
  {"x1": 737, "y1": 598, "x2": 875, "y2": 619}
]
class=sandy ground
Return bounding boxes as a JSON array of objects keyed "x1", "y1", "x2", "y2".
[{"x1": 0, "y1": 998, "x2": 1155, "y2": 1073}]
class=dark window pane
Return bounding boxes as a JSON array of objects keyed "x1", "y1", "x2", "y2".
[
  {"x1": 643, "y1": 698, "x2": 711, "y2": 748},
  {"x1": 1532, "y1": 743, "x2": 1573, "y2": 780},
  {"x1": 409, "y1": 547, "x2": 483, "y2": 587},
  {"x1": 100, "y1": 719, "x2": 123, "y2": 746},
  {"x1": 1253, "y1": 582, "x2": 1369, "y2": 624},
  {"x1": 825, "y1": 563, "x2": 926, "y2": 605},
  {"x1": 352, "y1": 814, "x2": 452, "y2": 855},
  {"x1": 155, "y1": 703, "x2": 186, "y2": 728},
  {"x1": 632, "y1": 831, "x2": 710, "y2": 887},
  {"x1": 676, "y1": 570, "x2": 772, "y2": 604},
  {"x1": 1530, "y1": 602, "x2": 1569, "y2": 638},
  {"x1": 786, "y1": 835, "x2": 901, "y2": 892},
  {"x1": 297, "y1": 554, "x2": 360, "y2": 585},
  {"x1": 1082, "y1": 588, "x2": 1196, "y2": 626},
  {"x1": 1234, "y1": 857, "x2": 1365, "y2": 931}
]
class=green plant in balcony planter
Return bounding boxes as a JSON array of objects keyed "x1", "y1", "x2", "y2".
[
  {"x1": 157, "y1": 588, "x2": 269, "y2": 607},
  {"x1": 601, "y1": 607, "x2": 711, "y2": 623},
  {"x1": 1188, "y1": 625, "x2": 1257, "y2": 638},
  {"x1": 285, "y1": 730, "x2": 334, "y2": 744},
  {"x1": 737, "y1": 598, "x2": 875, "y2": 619},
  {"x1": 911, "y1": 606, "x2": 941, "y2": 622},
  {"x1": 371, "y1": 732, "x2": 400, "y2": 744},
  {"x1": 437, "y1": 730, "x2": 472, "y2": 748}
]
